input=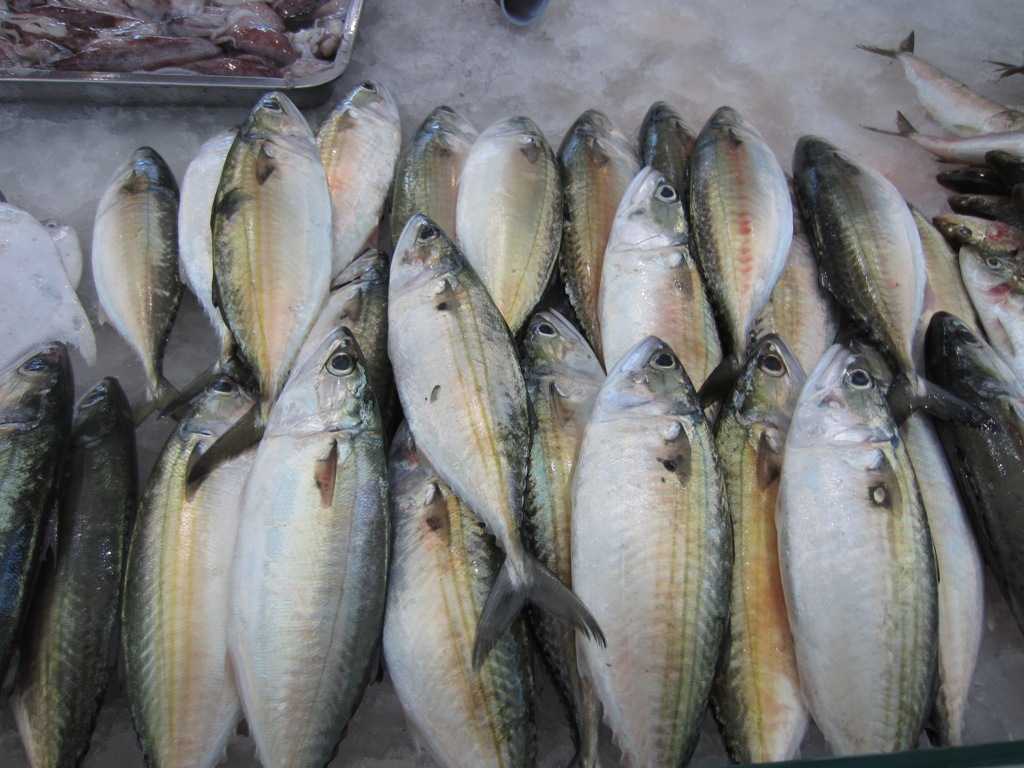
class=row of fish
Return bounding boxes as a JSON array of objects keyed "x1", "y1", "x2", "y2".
[
  {"x1": 3, "y1": 62, "x2": 1023, "y2": 768},
  {"x1": 0, "y1": 0, "x2": 352, "y2": 77}
]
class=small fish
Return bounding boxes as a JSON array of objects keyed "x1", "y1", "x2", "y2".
[
  {"x1": 859, "y1": 31, "x2": 1024, "y2": 136},
  {"x1": 92, "y1": 146, "x2": 182, "y2": 423},
  {"x1": 867, "y1": 112, "x2": 1024, "y2": 165},
  {"x1": 936, "y1": 165, "x2": 1011, "y2": 197},
  {"x1": 947, "y1": 193, "x2": 1024, "y2": 231},
  {"x1": 956, "y1": 243, "x2": 1024, "y2": 384}
]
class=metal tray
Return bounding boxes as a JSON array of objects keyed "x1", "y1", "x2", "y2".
[{"x1": 0, "y1": 0, "x2": 363, "y2": 108}]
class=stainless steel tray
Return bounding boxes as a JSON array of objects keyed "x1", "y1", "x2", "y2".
[{"x1": 0, "y1": 0, "x2": 363, "y2": 108}]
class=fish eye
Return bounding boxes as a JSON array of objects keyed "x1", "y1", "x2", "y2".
[
  {"x1": 18, "y1": 356, "x2": 49, "y2": 374},
  {"x1": 958, "y1": 226, "x2": 972, "y2": 240},
  {"x1": 847, "y1": 367, "x2": 873, "y2": 389},
  {"x1": 986, "y1": 256, "x2": 1003, "y2": 269},
  {"x1": 418, "y1": 223, "x2": 440, "y2": 242},
  {"x1": 262, "y1": 95, "x2": 282, "y2": 111},
  {"x1": 956, "y1": 326, "x2": 981, "y2": 346},
  {"x1": 652, "y1": 351, "x2": 676, "y2": 369},
  {"x1": 655, "y1": 183, "x2": 678, "y2": 202},
  {"x1": 211, "y1": 377, "x2": 236, "y2": 393},
  {"x1": 328, "y1": 352, "x2": 355, "y2": 375},
  {"x1": 84, "y1": 386, "x2": 107, "y2": 405},
  {"x1": 360, "y1": 81, "x2": 376, "y2": 92},
  {"x1": 758, "y1": 351, "x2": 786, "y2": 377},
  {"x1": 536, "y1": 321, "x2": 557, "y2": 337}
]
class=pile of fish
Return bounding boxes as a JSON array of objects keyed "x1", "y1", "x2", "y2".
[
  {"x1": 5, "y1": 33, "x2": 1024, "y2": 767},
  {"x1": 0, "y1": 0, "x2": 352, "y2": 78}
]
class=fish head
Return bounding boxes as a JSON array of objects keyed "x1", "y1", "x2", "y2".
[
  {"x1": 126, "y1": 147, "x2": 178, "y2": 196},
  {"x1": 790, "y1": 343, "x2": 896, "y2": 448},
  {"x1": 960, "y1": 245, "x2": 1024, "y2": 297},
  {"x1": 317, "y1": 80, "x2": 399, "y2": 149},
  {"x1": 390, "y1": 214, "x2": 463, "y2": 296},
  {"x1": 595, "y1": 335, "x2": 700, "y2": 421},
  {"x1": 730, "y1": 334, "x2": 805, "y2": 436},
  {"x1": 925, "y1": 311, "x2": 1024, "y2": 402},
  {"x1": 846, "y1": 334, "x2": 896, "y2": 394},
  {"x1": 0, "y1": 343, "x2": 71, "y2": 428},
  {"x1": 420, "y1": 105, "x2": 478, "y2": 146},
  {"x1": 614, "y1": 166, "x2": 687, "y2": 246},
  {"x1": 242, "y1": 91, "x2": 310, "y2": 143},
  {"x1": 560, "y1": 108, "x2": 635, "y2": 163},
  {"x1": 180, "y1": 374, "x2": 256, "y2": 439},
  {"x1": 522, "y1": 310, "x2": 604, "y2": 380},
  {"x1": 934, "y1": 213, "x2": 1024, "y2": 256},
  {"x1": 72, "y1": 376, "x2": 132, "y2": 445},
  {"x1": 269, "y1": 326, "x2": 377, "y2": 436},
  {"x1": 331, "y1": 247, "x2": 388, "y2": 291},
  {"x1": 792, "y1": 135, "x2": 861, "y2": 192}
]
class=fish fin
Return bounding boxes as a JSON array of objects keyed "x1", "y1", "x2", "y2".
[
  {"x1": 860, "y1": 122, "x2": 900, "y2": 138},
  {"x1": 888, "y1": 373, "x2": 998, "y2": 430},
  {"x1": 528, "y1": 556, "x2": 605, "y2": 647},
  {"x1": 255, "y1": 145, "x2": 277, "y2": 185},
  {"x1": 132, "y1": 376, "x2": 179, "y2": 426},
  {"x1": 988, "y1": 59, "x2": 1024, "y2": 80},
  {"x1": 696, "y1": 354, "x2": 743, "y2": 409},
  {"x1": 314, "y1": 439, "x2": 338, "y2": 507},
  {"x1": 757, "y1": 430, "x2": 784, "y2": 489},
  {"x1": 895, "y1": 111, "x2": 917, "y2": 137},
  {"x1": 472, "y1": 559, "x2": 526, "y2": 670},
  {"x1": 856, "y1": 30, "x2": 914, "y2": 59},
  {"x1": 186, "y1": 403, "x2": 265, "y2": 490},
  {"x1": 1, "y1": 648, "x2": 18, "y2": 697}
]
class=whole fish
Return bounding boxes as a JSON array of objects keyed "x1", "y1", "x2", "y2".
[
  {"x1": 936, "y1": 165, "x2": 1010, "y2": 197},
  {"x1": 388, "y1": 215, "x2": 603, "y2": 669},
  {"x1": 12, "y1": 377, "x2": 136, "y2": 768},
  {"x1": 121, "y1": 375, "x2": 255, "y2": 768},
  {"x1": 194, "y1": 91, "x2": 332, "y2": 483},
  {"x1": 177, "y1": 126, "x2": 236, "y2": 359},
  {"x1": 521, "y1": 310, "x2": 604, "y2": 768},
  {"x1": 0, "y1": 203, "x2": 95, "y2": 374},
  {"x1": 315, "y1": 80, "x2": 401, "y2": 278},
  {"x1": 390, "y1": 106, "x2": 477, "y2": 250},
  {"x1": 925, "y1": 312, "x2": 1024, "y2": 636},
  {"x1": 456, "y1": 115, "x2": 562, "y2": 335},
  {"x1": 777, "y1": 343, "x2": 938, "y2": 756},
  {"x1": 92, "y1": 146, "x2": 182, "y2": 423},
  {"x1": 688, "y1": 106, "x2": 792, "y2": 395},
  {"x1": 598, "y1": 165, "x2": 722, "y2": 384},
  {"x1": 572, "y1": 336, "x2": 731, "y2": 768},
  {"x1": 384, "y1": 423, "x2": 535, "y2": 768},
  {"x1": 872, "y1": 112, "x2": 1024, "y2": 165},
  {"x1": 558, "y1": 109, "x2": 640, "y2": 357},
  {"x1": 0, "y1": 344, "x2": 72, "y2": 672},
  {"x1": 40, "y1": 218, "x2": 83, "y2": 291},
  {"x1": 948, "y1": 193, "x2": 1024, "y2": 231},
  {"x1": 711, "y1": 335, "x2": 808, "y2": 764},
  {"x1": 639, "y1": 100, "x2": 695, "y2": 199},
  {"x1": 750, "y1": 185, "x2": 842, "y2": 375},
  {"x1": 859, "y1": 31, "x2": 1024, "y2": 136},
  {"x1": 229, "y1": 328, "x2": 389, "y2": 768}
]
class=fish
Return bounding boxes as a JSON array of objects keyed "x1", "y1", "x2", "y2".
[
  {"x1": 521, "y1": 310, "x2": 605, "y2": 768},
  {"x1": 388, "y1": 214, "x2": 603, "y2": 669},
  {"x1": 710, "y1": 335, "x2": 808, "y2": 764},
  {"x1": 572, "y1": 336, "x2": 731, "y2": 768},
  {"x1": 933, "y1": 212, "x2": 1024, "y2": 258},
  {"x1": 383, "y1": 423, "x2": 536, "y2": 768},
  {"x1": 859, "y1": 31, "x2": 1024, "y2": 136},
  {"x1": 229, "y1": 327, "x2": 389, "y2": 768},
  {"x1": 598, "y1": 165, "x2": 722, "y2": 384},
  {"x1": 984, "y1": 149, "x2": 1024, "y2": 188},
  {"x1": 40, "y1": 218, "x2": 83, "y2": 291},
  {"x1": 924, "y1": 312, "x2": 1024, "y2": 637},
  {"x1": 688, "y1": 106, "x2": 792, "y2": 401},
  {"x1": 0, "y1": 203, "x2": 95, "y2": 373},
  {"x1": 947, "y1": 193, "x2": 1024, "y2": 231},
  {"x1": 0, "y1": 344, "x2": 73, "y2": 672},
  {"x1": 177, "y1": 126, "x2": 237, "y2": 360},
  {"x1": 455, "y1": 115, "x2": 562, "y2": 335},
  {"x1": 12, "y1": 377, "x2": 137, "y2": 768},
  {"x1": 315, "y1": 80, "x2": 402, "y2": 278},
  {"x1": 91, "y1": 146, "x2": 182, "y2": 423},
  {"x1": 390, "y1": 106, "x2": 478, "y2": 250},
  {"x1": 121, "y1": 375, "x2": 255, "y2": 768},
  {"x1": 936, "y1": 165, "x2": 1011, "y2": 196},
  {"x1": 558, "y1": 109, "x2": 640, "y2": 357},
  {"x1": 869, "y1": 112, "x2": 1024, "y2": 165},
  {"x1": 193, "y1": 91, "x2": 332, "y2": 484},
  {"x1": 639, "y1": 100, "x2": 695, "y2": 199},
  {"x1": 750, "y1": 184, "x2": 842, "y2": 375},
  {"x1": 776, "y1": 343, "x2": 938, "y2": 756}
]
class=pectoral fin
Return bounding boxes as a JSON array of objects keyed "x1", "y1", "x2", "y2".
[{"x1": 314, "y1": 439, "x2": 338, "y2": 507}]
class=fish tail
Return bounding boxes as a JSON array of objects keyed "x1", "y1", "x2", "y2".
[
  {"x1": 987, "y1": 59, "x2": 1024, "y2": 80},
  {"x1": 185, "y1": 400, "x2": 266, "y2": 491},
  {"x1": 857, "y1": 30, "x2": 914, "y2": 59},
  {"x1": 132, "y1": 375, "x2": 179, "y2": 425},
  {"x1": 895, "y1": 111, "x2": 918, "y2": 137},
  {"x1": 472, "y1": 553, "x2": 605, "y2": 670},
  {"x1": 888, "y1": 372, "x2": 996, "y2": 429}
]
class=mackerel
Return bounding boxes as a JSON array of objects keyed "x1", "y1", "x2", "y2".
[{"x1": 639, "y1": 101, "x2": 695, "y2": 200}]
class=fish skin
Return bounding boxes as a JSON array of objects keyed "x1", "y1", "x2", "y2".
[
  {"x1": 383, "y1": 423, "x2": 535, "y2": 768},
  {"x1": 710, "y1": 335, "x2": 808, "y2": 764},
  {"x1": 0, "y1": 344, "x2": 73, "y2": 673},
  {"x1": 777, "y1": 343, "x2": 938, "y2": 756},
  {"x1": 177, "y1": 126, "x2": 236, "y2": 360},
  {"x1": 558, "y1": 109, "x2": 640, "y2": 358},
  {"x1": 92, "y1": 146, "x2": 182, "y2": 422},
  {"x1": 390, "y1": 106, "x2": 477, "y2": 250},
  {"x1": 315, "y1": 80, "x2": 401, "y2": 278},
  {"x1": 456, "y1": 115, "x2": 562, "y2": 335},
  {"x1": 389, "y1": 214, "x2": 603, "y2": 669},
  {"x1": 12, "y1": 377, "x2": 136, "y2": 768},
  {"x1": 688, "y1": 106, "x2": 792, "y2": 360},
  {"x1": 875, "y1": 111, "x2": 1024, "y2": 165},
  {"x1": 933, "y1": 212, "x2": 1024, "y2": 259},
  {"x1": 599, "y1": 165, "x2": 722, "y2": 384},
  {"x1": 859, "y1": 31, "x2": 1024, "y2": 137},
  {"x1": 948, "y1": 193, "x2": 1024, "y2": 231},
  {"x1": 925, "y1": 312, "x2": 1024, "y2": 636},
  {"x1": 936, "y1": 166, "x2": 1011, "y2": 197},
  {"x1": 639, "y1": 100, "x2": 695, "y2": 202},
  {"x1": 229, "y1": 328, "x2": 389, "y2": 768},
  {"x1": 121, "y1": 375, "x2": 255, "y2": 768},
  {"x1": 793, "y1": 135, "x2": 926, "y2": 388},
  {"x1": 957, "y1": 245, "x2": 1024, "y2": 384},
  {"x1": 0, "y1": 203, "x2": 95, "y2": 373},
  {"x1": 750, "y1": 186, "x2": 841, "y2": 374},
  {"x1": 572, "y1": 336, "x2": 731, "y2": 768},
  {"x1": 521, "y1": 310, "x2": 605, "y2": 768}
]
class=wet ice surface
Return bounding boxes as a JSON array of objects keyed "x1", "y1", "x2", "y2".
[{"x1": 2, "y1": 0, "x2": 1024, "y2": 764}]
